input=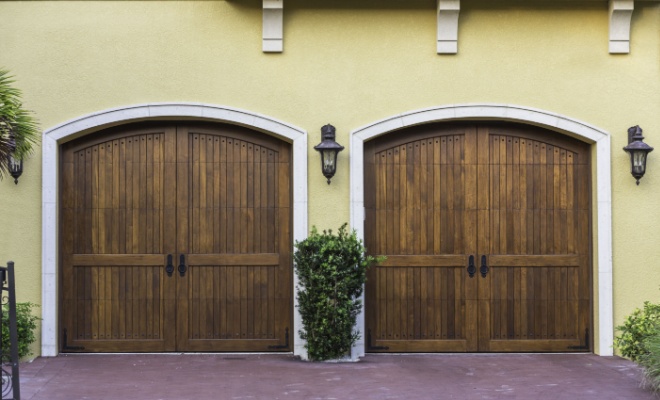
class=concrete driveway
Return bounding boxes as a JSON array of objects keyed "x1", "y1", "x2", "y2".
[{"x1": 19, "y1": 353, "x2": 656, "y2": 400}]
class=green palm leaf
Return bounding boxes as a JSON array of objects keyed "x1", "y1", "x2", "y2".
[{"x1": 0, "y1": 69, "x2": 39, "y2": 179}]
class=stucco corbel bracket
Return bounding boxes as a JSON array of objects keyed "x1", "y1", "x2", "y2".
[
  {"x1": 263, "y1": 0, "x2": 283, "y2": 53},
  {"x1": 609, "y1": 0, "x2": 634, "y2": 54},
  {"x1": 437, "y1": 0, "x2": 460, "y2": 54}
]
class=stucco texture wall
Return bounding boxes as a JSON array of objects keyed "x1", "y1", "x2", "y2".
[{"x1": 1, "y1": 0, "x2": 659, "y2": 356}]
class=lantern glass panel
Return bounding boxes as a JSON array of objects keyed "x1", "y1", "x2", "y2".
[
  {"x1": 631, "y1": 151, "x2": 648, "y2": 177},
  {"x1": 8, "y1": 155, "x2": 23, "y2": 184},
  {"x1": 322, "y1": 150, "x2": 337, "y2": 174},
  {"x1": 9, "y1": 156, "x2": 20, "y2": 170},
  {"x1": 633, "y1": 151, "x2": 646, "y2": 169}
]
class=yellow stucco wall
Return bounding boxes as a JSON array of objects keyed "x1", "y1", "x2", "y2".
[{"x1": 1, "y1": 0, "x2": 660, "y2": 357}]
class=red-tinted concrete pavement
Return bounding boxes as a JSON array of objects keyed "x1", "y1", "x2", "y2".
[{"x1": 19, "y1": 353, "x2": 655, "y2": 399}]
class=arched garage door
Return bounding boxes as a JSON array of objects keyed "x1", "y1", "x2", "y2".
[
  {"x1": 60, "y1": 122, "x2": 292, "y2": 352},
  {"x1": 364, "y1": 122, "x2": 591, "y2": 352}
]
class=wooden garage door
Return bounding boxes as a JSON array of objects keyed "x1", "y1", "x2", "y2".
[
  {"x1": 364, "y1": 123, "x2": 591, "y2": 352},
  {"x1": 60, "y1": 123, "x2": 292, "y2": 352}
]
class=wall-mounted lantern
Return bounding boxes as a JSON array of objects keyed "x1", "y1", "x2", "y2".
[
  {"x1": 314, "y1": 124, "x2": 344, "y2": 184},
  {"x1": 7, "y1": 132, "x2": 22, "y2": 185},
  {"x1": 6, "y1": 132, "x2": 22, "y2": 185},
  {"x1": 623, "y1": 125, "x2": 653, "y2": 185},
  {"x1": 8, "y1": 155, "x2": 22, "y2": 185}
]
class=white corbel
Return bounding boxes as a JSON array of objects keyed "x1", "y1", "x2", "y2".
[
  {"x1": 263, "y1": 0, "x2": 283, "y2": 53},
  {"x1": 609, "y1": 0, "x2": 634, "y2": 54},
  {"x1": 437, "y1": 0, "x2": 460, "y2": 54}
]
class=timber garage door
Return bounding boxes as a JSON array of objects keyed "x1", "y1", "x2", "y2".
[
  {"x1": 60, "y1": 123, "x2": 292, "y2": 352},
  {"x1": 364, "y1": 123, "x2": 591, "y2": 352}
]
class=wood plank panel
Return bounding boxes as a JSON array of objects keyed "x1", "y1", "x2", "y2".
[
  {"x1": 62, "y1": 122, "x2": 291, "y2": 353},
  {"x1": 365, "y1": 122, "x2": 591, "y2": 353},
  {"x1": 61, "y1": 127, "x2": 176, "y2": 352},
  {"x1": 72, "y1": 254, "x2": 165, "y2": 266},
  {"x1": 187, "y1": 254, "x2": 280, "y2": 266},
  {"x1": 489, "y1": 255, "x2": 581, "y2": 267},
  {"x1": 478, "y1": 124, "x2": 591, "y2": 352},
  {"x1": 365, "y1": 124, "x2": 477, "y2": 352},
  {"x1": 176, "y1": 124, "x2": 292, "y2": 352},
  {"x1": 378, "y1": 255, "x2": 468, "y2": 268}
]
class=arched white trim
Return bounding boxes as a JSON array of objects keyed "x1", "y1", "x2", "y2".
[
  {"x1": 349, "y1": 104, "x2": 612, "y2": 357},
  {"x1": 41, "y1": 103, "x2": 308, "y2": 357}
]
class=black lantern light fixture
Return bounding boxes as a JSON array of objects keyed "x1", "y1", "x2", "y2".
[
  {"x1": 8, "y1": 155, "x2": 22, "y2": 185},
  {"x1": 314, "y1": 124, "x2": 344, "y2": 184},
  {"x1": 623, "y1": 125, "x2": 653, "y2": 185},
  {"x1": 6, "y1": 132, "x2": 22, "y2": 185}
]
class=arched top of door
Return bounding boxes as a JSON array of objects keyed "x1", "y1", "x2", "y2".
[
  {"x1": 42, "y1": 103, "x2": 308, "y2": 358},
  {"x1": 44, "y1": 103, "x2": 306, "y2": 144},
  {"x1": 348, "y1": 103, "x2": 613, "y2": 357},
  {"x1": 351, "y1": 104, "x2": 609, "y2": 144}
]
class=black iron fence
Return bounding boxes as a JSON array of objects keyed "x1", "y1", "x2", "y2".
[{"x1": 0, "y1": 262, "x2": 20, "y2": 400}]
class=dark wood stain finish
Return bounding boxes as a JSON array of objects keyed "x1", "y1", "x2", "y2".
[
  {"x1": 60, "y1": 123, "x2": 292, "y2": 352},
  {"x1": 364, "y1": 123, "x2": 591, "y2": 352}
]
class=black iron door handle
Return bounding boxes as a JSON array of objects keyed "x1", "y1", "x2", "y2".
[
  {"x1": 467, "y1": 255, "x2": 476, "y2": 278},
  {"x1": 480, "y1": 255, "x2": 489, "y2": 278},
  {"x1": 178, "y1": 254, "x2": 187, "y2": 277},
  {"x1": 165, "y1": 254, "x2": 174, "y2": 277}
]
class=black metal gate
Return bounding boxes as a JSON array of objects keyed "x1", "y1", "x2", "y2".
[{"x1": 0, "y1": 262, "x2": 20, "y2": 400}]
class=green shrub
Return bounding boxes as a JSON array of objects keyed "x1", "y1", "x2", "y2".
[
  {"x1": 615, "y1": 301, "x2": 660, "y2": 362},
  {"x1": 1, "y1": 302, "x2": 40, "y2": 359},
  {"x1": 640, "y1": 326, "x2": 660, "y2": 394},
  {"x1": 294, "y1": 224, "x2": 383, "y2": 361}
]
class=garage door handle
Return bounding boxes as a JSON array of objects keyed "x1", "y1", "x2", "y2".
[
  {"x1": 467, "y1": 255, "x2": 476, "y2": 278},
  {"x1": 480, "y1": 255, "x2": 489, "y2": 278},
  {"x1": 165, "y1": 254, "x2": 174, "y2": 277},
  {"x1": 178, "y1": 254, "x2": 187, "y2": 277}
]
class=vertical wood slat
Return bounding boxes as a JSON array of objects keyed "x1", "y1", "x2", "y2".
[
  {"x1": 365, "y1": 123, "x2": 591, "y2": 353},
  {"x1": 366, "y1": 125, "x2": 475, "y2": 352},
  {"x1": 63, "y1": 124, "x2": 292, "y2": 352},
  {"x1": 62, "y1": 127, "x2": 175, "y2": 351},
  {"x1": 480, "y1": 125, "x2": 590, "y2": 351},
  {"x1": 178, "y1": 125, "x2": 291, "y2": 351}
]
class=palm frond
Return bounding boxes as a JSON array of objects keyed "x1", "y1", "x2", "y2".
[{"x1": 0, "y1": 69, "x2": 40, "y2": 179}]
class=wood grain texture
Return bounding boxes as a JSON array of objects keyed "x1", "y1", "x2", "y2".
[
  {"x1": 176, "y1": 125, "x2": 292, "y2": 352},
  {"x1": 365, "y1": 122, "x2": 591, "y2": 353},
  {"x1": 60, "y1": 123, "x2": 292, "y2": 353},
  {"x1": 365, "y1": 125, "x2": 478, "y2": 352},
  {"x1": 61, "y1": 127, "x2": 176, "y2": 352}
]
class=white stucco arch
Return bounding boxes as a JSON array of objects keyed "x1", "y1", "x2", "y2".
[
  {"x1": 349, "y1": 104, "x2": 612, "y2": 357},
  {"x1": 41, "y1": 103, "x2": 308, "y2": 356}
]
